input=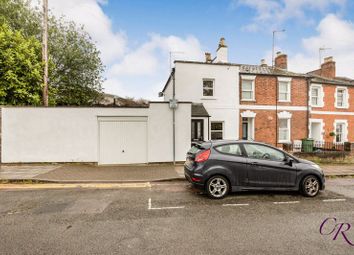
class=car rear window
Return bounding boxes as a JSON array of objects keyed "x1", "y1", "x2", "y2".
[{"x1": 215, "y1": 144, "x2": 243, "y2": 156}]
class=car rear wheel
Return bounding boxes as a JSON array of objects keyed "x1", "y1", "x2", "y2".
[
  {"x1": 301, "y1": 175, "x2": 320, "y2": 197},
  {"x1": 206, "y1": 175, "x2": 230, "y2": 199}
]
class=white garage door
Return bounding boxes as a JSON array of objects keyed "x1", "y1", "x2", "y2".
[{"x1": 98, "y1": 117, "x2": 148, "y2": 165}]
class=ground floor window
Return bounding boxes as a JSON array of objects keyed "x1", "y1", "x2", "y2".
[
  {"x1": 211, "y1": 122, "x2": 223, "y2": 140},
  {"x1": 278, "y1": 118, "x2": 290, "y2": 143},
  {"x1": 335, "y1": 122, "x2": 345, "y2": 143}
]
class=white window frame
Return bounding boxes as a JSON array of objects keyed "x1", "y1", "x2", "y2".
[
  {"x1": 310, "y1": 84, "x2": 324, "y2": 107},
  {"x1": 277, "y1": 111, "x2": 292, "y2": 143},
  {"x1": 241, "y1": 75, "x2": 256, "y2": 101},
  {"x1": 278, "y1": 77, "x2": 292, "y2": 103},
  {"x1": 333, "y1": 120, "x2": 348, "y2": 143},
  {"x1": 335, "y1": 86, "x2": 349, "y2": 109},
  {"x1": 202, "y1": 79, "x2": 215, "y2": 98},
  {"x1": 210, "y1": 121, "x2": 224, "y2": 140},
  {"x1": 240, "y1": 110, "x2": 256, "y2": 140}
]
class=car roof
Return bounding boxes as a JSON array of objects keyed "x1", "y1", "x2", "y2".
[{"x1": 209, "y1": 140, "x2": 269, "y2": 146}]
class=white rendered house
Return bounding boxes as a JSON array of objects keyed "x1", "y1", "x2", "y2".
[{"x1": 161, "y1": 38, "x2": 241, "y2": 142}]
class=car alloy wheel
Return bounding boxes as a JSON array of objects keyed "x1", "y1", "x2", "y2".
[
  {"x1": 302, "y1": 175, "x2": 320, "y2": 197},
  {"x1": 207, "y1": 176, "x2": 229, "y2": 199}
]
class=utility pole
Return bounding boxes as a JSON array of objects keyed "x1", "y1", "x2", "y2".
[
  {"x1": 272, "y1": 29, "x2": 285, "y2": 67},
  {"x1": 42, "y1": 0, "x2": 49, "y2": 106},
  {"x1": 319, "y1": 47, "x2": 331, "y2": 67}
]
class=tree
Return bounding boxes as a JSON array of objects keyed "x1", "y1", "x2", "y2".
[
  {"x1": 0, "y1": 0, "x2": 104, "y2": 106},
  {"x1": 0, "y1": 23, "x2": 43, "y2": 105}
]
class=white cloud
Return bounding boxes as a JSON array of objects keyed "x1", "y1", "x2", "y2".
[
  {"x1": 105, "y1": 34, "x2": 204, "y2": 99},
  {"x1": 31, "y1": 0, "x2": 204, "y2": 99},
  {"x1": 234, "y1": 0, "x2": 346, "y2": 31},
  {"x1": 46, "y1": 0, "x2": 127, "y2": 64},
  {"x1": 288, "y1": 14, "x2": 354, "y2": 77}
]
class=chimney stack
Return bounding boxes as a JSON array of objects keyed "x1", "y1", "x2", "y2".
[
  {"x1": 320, "y1": 56, "x2": 336, "y2": 79},
  {"x1": 260, "y1": 59, "x2": 267, "y2": 67},
  {"x1": 274, "y1": 51, "x2": 287, "y2": 70},
  {"x1": 215, "y1": 37, "x2": 228, "y2": 63},
  {"x1": 205, "y1": 52, "x2": 212, "y2": 63}
]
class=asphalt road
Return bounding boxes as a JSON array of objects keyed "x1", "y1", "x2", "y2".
[{"x1": 0, "y1": 178, "x2": 354, "y2": 255}]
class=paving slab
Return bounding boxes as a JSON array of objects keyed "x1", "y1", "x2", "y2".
[{"x1": 32, "y1": 164, "x2": 184, "y2": 183}]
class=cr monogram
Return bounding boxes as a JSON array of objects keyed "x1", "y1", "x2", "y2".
[{"x1": 320, "y1": 217, "x2": 354, "y2": 246}]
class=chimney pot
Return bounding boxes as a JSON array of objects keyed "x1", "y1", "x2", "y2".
[
  {"x1": 260, "y1": 59, "x2": 267, "y2": 66},
  {"x1": 324, "y1": 56, "x2": 333, "y2": 63},
  {"x1": 219, "y1": 37, "x2": 226, "y2": 48},
  {"x1": 205, "y1": 52, "x2": 212, "y2": 63},
  {"x1": 274, "y1": 52, "x2": 288, "y2": 70}
]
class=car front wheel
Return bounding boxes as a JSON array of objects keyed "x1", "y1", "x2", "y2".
[
  {"x1": 206, "y1": 175, "x2": 230, "y2": 199},
  {"x1": 301, "y1": 175, "x2": 320, "y2": 197}
]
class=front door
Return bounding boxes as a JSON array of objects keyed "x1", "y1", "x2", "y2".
[
  {"x1": 191, "y1": 119, "x2": 204, "y2": 141},
  {"x1": 243, "y1": 143, "x2": 297, "y2": 188},
  {"x1": 242, "y1": 118, "x2": 248, "y2": 140}
]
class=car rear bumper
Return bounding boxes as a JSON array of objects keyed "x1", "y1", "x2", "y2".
[{"x1": 184, "y1": 165, "x2": 204, "y2": 190}]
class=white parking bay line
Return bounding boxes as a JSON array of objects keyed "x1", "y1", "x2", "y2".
[
  {"x1": 273, "y1": 201, "x2": 300, "y2": 205},
  {"x1": 323, "y1": 198, "x2": 346, "y2": 202},
  {"x1": 222, "y1": 203, "x2": 249, "y2": 207},
  {"x1": 148, "y1": 198, "x2": 185, "y2": 210}
]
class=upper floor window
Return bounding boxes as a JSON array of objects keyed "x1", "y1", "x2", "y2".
[
  {"x1": 310, "y1": 84, "x2": 324, "y2": 107},
  {"x1": 335, "y1": 87, "x2": 349, "y2": 108},
  {"x1": 278, "y1": 77, "x2": 291, "y2": 102},
  {"x1": 241, "y1": 76, "x2": 255, "y2": 101},
  {"x1": 203, "y1": 79, "x2": 214, "y2": 97}
]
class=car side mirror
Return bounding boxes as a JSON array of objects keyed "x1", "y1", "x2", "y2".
[{"x1": 285, "y1": 157, "x2": 294, "y2": 166}]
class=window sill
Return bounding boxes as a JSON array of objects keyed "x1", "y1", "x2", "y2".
[
  {"x1": 201, "y1": 97, "x2": 217, "y2": 100},
  {"x1": 241, "y1": 99, "x2": 256, "y2": 102},
  {"x1": 278, "y1": 140, "x2": 291, "y2": 144},
  {"x1": 335, "y1": 106, "x2": 349, "y2": 109},
  {"x1": 278, "y1": 100, "x2": 291, "y2": 103},
  {"x1": 310, "y1": 104, "x2": 324, "y2": 108}
]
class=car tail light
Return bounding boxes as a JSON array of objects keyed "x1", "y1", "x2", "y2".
[{"x1": 195, "y1": 149, "x2": 211, "y2": 163}]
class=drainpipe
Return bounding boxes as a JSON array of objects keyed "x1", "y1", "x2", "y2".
[
  {"x1": 306, "y1": 77, "x2": 311, "y2": 138},
  {"x1": 172, "y1": 68, "x2": 176, "y2": 165},
  {"x1": 275, "y1": 76, "x2": 278, "y2": 147}
]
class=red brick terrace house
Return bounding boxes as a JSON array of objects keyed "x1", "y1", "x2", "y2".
[{"x1": 239, "y1": 53, "x2": 354, "y2": 147}]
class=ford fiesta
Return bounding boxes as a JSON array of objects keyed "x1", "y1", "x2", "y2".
[{"x1": 184, "y1": 140, "x2": 325, "y2": 199}]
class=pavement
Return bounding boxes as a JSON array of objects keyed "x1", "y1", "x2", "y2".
[
  {"x1": 1, "y1": 162, "x2": 354, "y2": 183},
  {"x1": 0, "y1": 163, "x2": 185, "y2": 183},
  {"x1": 0, "y1": 178, "x2": 354, "y2": 254}
]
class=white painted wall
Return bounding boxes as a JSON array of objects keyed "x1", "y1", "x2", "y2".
[
  {"x1": 164, "y1": 62, "x2": 240, "y2": 139},
  {"x1": 1, "y1": 103, "x2": 191, "y2": 163}
]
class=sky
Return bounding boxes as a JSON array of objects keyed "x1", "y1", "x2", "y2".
[{"x1": 34, "y1": 0, "x2": 354, "y2": 99}]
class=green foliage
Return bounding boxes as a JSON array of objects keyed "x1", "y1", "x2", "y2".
[
  {"x1": 0, "y1": 0, "x2": 104, "y2": 106},
  {"x1": 0, "y1": 23, "x2": 43, "y2": 105}
]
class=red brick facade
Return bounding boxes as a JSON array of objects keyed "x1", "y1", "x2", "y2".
[{"x1": 239, "y1": 57, "x2": 353, "y2": 146}]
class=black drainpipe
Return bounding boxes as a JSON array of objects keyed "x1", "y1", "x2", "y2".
[
  {"x1": 306, "y1": 77, "x2": 311, "y2": 138},
  {"x1": 275, "y1": 76, "x2": 278, "y2": 146}
]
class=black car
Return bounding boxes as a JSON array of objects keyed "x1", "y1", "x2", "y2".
[{"x1": 184, "y1": 140, "x2": 325, "y2": 199}]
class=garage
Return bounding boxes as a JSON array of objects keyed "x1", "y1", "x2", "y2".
[{"x1": 98, "y1": 117, "x2": 148, "y2": 165}]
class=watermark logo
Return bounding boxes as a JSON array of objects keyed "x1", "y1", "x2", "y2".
[{"x1": 320, "y1": 217, "x2": 354, "y2": 246}]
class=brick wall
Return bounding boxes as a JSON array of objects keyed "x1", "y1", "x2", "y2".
[
  {"x1": 240, "y1": 75, "x2": 308, "y2": 106},
  {"x1": 239, "y1": 110, "x2": 308, "y2": 146}
]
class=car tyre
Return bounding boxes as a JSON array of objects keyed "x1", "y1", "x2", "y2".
[
  {"x1": 206, "y1": 175, "x2": 230, "y2": 199},
  {"x1": 301, "y1": 175, "x2": 320, "y2": 197}
]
